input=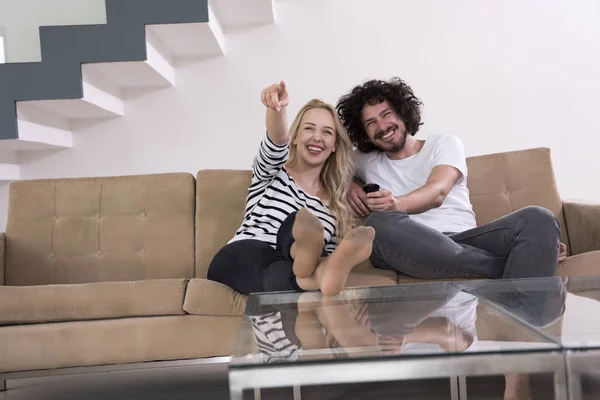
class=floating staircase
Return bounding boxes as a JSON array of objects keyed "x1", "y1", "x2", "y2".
[{"x1": 0, "y1": 0, "x2": 276, "y2": 181}]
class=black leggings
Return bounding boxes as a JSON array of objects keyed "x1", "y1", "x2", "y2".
[{"x1": 207, "y1": 211, "x2": 328, "y2": 295}]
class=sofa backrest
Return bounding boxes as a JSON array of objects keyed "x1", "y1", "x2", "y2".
[
  {"x1": 195, "y1": 147, "x2": 568, "y2": 277},
  {"x1": 195, "y1": 170, "x2": 251, "y2": 279},
  {"x1": 5, "y1": 173, "x2": 196, "y2": 286},
  {"x1": 466, "y1": 147, "x2": 569, "y2": 251}
]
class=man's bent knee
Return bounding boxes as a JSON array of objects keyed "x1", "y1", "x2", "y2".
[
  {"x1": 518, "y1": 206, "x2": 561, "y2": 253},
  {"x1": 519, "y1": 206, "x2": 560, "y2": 233},
  {"x1": 365, "y1": 211, "x2": 409, "y2": 230}
]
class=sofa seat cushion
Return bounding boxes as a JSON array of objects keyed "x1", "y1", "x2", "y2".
[
  {"x1": 345, "y1": 261, "x2": 398, "y2": 288},
  {"x1": 397, "y1": 274, "x2": 486, "y2": 284},
  {"x1": 557, "y1": 251, "x2": 600, "y2": 277},
  {"x1": 183, "y1": 279, "x2": 248, "y2": 316},
  {"x1": 0, "y1": 279, "x2": 187, "y2": 326},
  {"x1": 394, "y1": 252, "x2": 600, "y2": 284},
  {"x1": 0, "y1": 315, "x2": 241, "y2": 373},
  {"x1": 474, "y1": 303, "x2": 563, "y2": 343},
  {"x1": 184, "y1": 265, "x2": 397, "y2": 318}
]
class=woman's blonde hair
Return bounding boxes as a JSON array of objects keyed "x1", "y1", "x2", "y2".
[{"x1": 286, "y1": 99, "x2": 356, "y2": 240}]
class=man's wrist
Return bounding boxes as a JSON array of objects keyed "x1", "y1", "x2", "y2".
[{"x1": 394, "y1": 196, "x2": 403, "y2": 212}]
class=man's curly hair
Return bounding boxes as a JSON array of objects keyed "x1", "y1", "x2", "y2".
[{"x1": 336, "y1": 78, "x2": 423, "y2": 153}]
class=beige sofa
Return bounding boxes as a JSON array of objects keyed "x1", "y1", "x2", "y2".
[{"x1": 1, "y1": 147, "x2": 599, "y2": 383}]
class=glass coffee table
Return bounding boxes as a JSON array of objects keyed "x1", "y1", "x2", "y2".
[
  {"x1": 229, "y1": 277, "x2": 574, "y2": 400},
  {"x1": 467, "y1": 275, "x2": 600, "y2": 400}
]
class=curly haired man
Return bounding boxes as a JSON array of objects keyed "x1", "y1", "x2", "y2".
[{"x1": 336, "y1": 78, "x2": 566, "y2": 280}]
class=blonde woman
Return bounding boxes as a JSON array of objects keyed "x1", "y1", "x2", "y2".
[{"x1": 208, "y1": 81, "x2": 375, "y2": 296}]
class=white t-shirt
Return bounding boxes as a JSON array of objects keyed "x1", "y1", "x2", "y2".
[{"x1": 354, "y1": 134, "x2": 477, "y2": 234}]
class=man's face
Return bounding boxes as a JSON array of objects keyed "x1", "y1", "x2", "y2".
[{"x1": 360, "y1": 101, "x2": 408, "y2": 153}]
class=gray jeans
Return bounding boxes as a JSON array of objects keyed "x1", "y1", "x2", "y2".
[{"x1": 365, "y1": 206, "x2": 561, "y2": 279}]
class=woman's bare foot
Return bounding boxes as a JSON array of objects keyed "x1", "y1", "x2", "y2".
[
  {"x1": 295, "y1": 312, "x2": 329, "y2": 355},
  {"x1": 296, "y1": 291, "x2": 324, "y2": 314},
  {"x1": 291, "y1": 209, "x2": 325, "y2": 278},
  {"x1": 319, "y1": 226, "x2": 375, "y2": 296}
]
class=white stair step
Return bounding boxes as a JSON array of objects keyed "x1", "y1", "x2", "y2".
[
  {"x1": 18, "y1": 69, "x2": 125, "y2": 120},
  {"x1": 210, "y1": 0, "x2": 276, "y2": 30},
  {"x1": 0, "y1": 163, "x2": 20, "y2": 183},
  {"x1": 82, "y1": 30, "x2": 175, "y2": 89},
  {"x1": 148, "y1": 5, "x2": 225, "y2": 62},
  {"x1": 13, "y1": 120, "x2": 73, "y2": 150},
  {"x1": 0, "y1": 104, "x2": 74, "y2": 151}
]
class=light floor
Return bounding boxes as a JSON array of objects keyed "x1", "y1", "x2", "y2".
[{"x1": 0, "y1": 364, "x2": 565, "y2": 400}]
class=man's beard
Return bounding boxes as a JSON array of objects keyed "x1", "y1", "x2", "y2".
[{"x1": 373, "y1": 124, "x2": 407, "y2": 153}]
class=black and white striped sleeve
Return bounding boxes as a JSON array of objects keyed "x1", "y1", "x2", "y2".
[
  {"x1": 324, "y1": 234, "x2": 337, "y2": 255},
  {"x1": 252, "y1": 132, "x2": 289, "y2": 184}
]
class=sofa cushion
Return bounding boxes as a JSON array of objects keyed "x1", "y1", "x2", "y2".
[
  {"x1": 184, "y1": 266, "x2": 396, "y2": 318},
  {"x1": 0, "y1": 279, "x2": 187, "y2": 326},
  {"x1": 395, "y1": 251, "x2": 600, "y2": 284},
  {"x1": 345, "y1": 261, "x2": 398, "y2": 287},
  {"x1": 0, "y1": 315, "x2": 241, "y2": 373},
  {"x1": 0, "y1": 232, "x2": 4, "y2": 286},
  {"x1": 183, "y1": 278, "x2": 248, "y2": 316},
  {"x1": 563, "y1": 201, "x2": 600, "y2": 256},
  {"x1": 396, "y1": 274, "x2": 484, "y2": 285},
  {"x1": 196, "y1": 170, "x2": 252, "y2": 279},
  {"x1": 556, "y1": 251, "x2": 600, "y2": 277},
  {"x1": 475, "y1": 304, "x2": 563, "y2": 343},
  {"x1": 6, "y1": 173, "x2": 195, "y2": 286},
  {"x1": 466, "y1": 147, "x2": 570, "y2": 254}
]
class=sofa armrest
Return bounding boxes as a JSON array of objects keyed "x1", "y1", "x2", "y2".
[
  {"x1": 0, "y1": 232, "x2": 4, "y2": 286},
  {"x1": 563, "y1": 201, "x2": 600, "y2": 255}
]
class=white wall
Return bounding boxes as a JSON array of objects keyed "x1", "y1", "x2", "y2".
[
  {"x1": 0, "y1": 29, "x2": 5, "y2": 63},
  {"x1": 2, "y1": 0, "x2": 600, "y2": 230},
  {"x1": 0, "y1": 0, "x2": 105, "y2": 62}
]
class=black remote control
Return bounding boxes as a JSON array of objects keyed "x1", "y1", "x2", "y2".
[{"x1": 362, "y1": 183, "x2": 380, "y2": 193}]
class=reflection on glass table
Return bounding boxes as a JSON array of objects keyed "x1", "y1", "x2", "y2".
[
  {"x1": 460, "y1": 275, "x2": 600, "y2": 400},
  {"x1": 561, "y1": 276, "x2": 600, "y2": 400},
  {"x1": 229, "y1": 282, "x2": 566, "y2": 400}
]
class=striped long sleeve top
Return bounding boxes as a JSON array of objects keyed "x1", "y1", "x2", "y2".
[{"x1": 228, "y1": 133, "x2": 336, "y2": 254}]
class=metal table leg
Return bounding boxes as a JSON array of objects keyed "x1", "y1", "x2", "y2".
[
  {"x1": 459, "y1": 375, "x2": 468, "y2": 400},
  {"x1": 450, "y1": 376, "x2": 459, "y2": 400},
  {"x1": 293, "y1": 385, "x2": 301, "y2": 400}
]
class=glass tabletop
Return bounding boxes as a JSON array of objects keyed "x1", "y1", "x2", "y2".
[
  {"x1": 461, "y1": 275, "x2": 600, "y2": 351},
  {"x1": 231, "y1": 281, "x2": 560, "y2": 369}
]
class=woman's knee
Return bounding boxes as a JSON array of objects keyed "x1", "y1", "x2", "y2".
[
  {"x1": 276, "y1": 211, "x2": 298, "y2": 254},
  {"x1": 207, "y1": 243, "x2": 238, "y2": 284},
  {"x1": 208, "y1": 240, "x2": 269, "y2": 282}
]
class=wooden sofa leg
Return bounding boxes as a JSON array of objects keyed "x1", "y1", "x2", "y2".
[{"x1": 1, "y1": 379, "x2": 6, "y2": 391}]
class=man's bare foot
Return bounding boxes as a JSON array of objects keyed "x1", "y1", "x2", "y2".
[
  {"x1": 291, "y1": 208, "x2": 325, "y2": 278},
  {"x1": 558, "y1": 242, "x2": 567, "y2": 263},
  {"x1": 319, "y1": 226, "x2": 375, "y2": 296},
  {"x1": 440, "y1": 327, "x2": 474, "y2": 353},
  {"x1": 504, "y1": 373, "x2": 533, "y2": 400}
]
